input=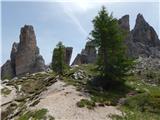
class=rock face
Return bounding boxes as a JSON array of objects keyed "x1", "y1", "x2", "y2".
[
  {"x1": 72, "y1": 13, "x2": 160, "y2": 65},
  {"x1": 1, "y1": 25, "x2": 45, "y2": 79},
  {"x1": 72, "y1": 54, "x2": 87, "y2": 65},
  {"x1": 72, "y1": 41, "x2": 97, "y2": 65},
  {"x1": 1, "y1": 60, "x2": 14, "y2": 79},
  {"x1": 123, "y1": 14, "x2": 160, "y2": 58},
  {"x1": 52, "y1": 46, "x2": 73, "y2": 66},
  {"x1": 118, "y1": 15, "x2": 130, "y2": 31},
  {"x1": 64, "y1": 47, "x2": 73, "y2": 65}
]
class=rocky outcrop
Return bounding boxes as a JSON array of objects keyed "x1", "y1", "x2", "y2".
[
  {"x1": 72, "y1": 13, "x2": 160, "y2": 65},
  {"x1": 64, "y1": 47, "x2": 73, "y2": 65},
  {"x1": 10, "y1": 42, "x2": 18, "y2": 75},
  {"x1": 118, "y1": 15, "x2": 130, "y2": 32},
  {"x1": 52, "y1": 46, "x2": 73, "y2": 66},
  {"x1": 72, "y1": 54, "x2": 87, "y2": 65},
  {"x1": 72, "y1": 41, "x2": 97, "y2": 65},
  {"x1": 124, "y1": 14, "x2": 160, "y2": 58},
  {"x1": 1, "y1": 25, "x2": 45, "y2": 79},
  {"x1": 1, "y1": 60, "x2": 14, "y2": 79}
]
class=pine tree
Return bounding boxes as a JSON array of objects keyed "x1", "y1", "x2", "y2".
[
  {"x1": 51, "y1": 41, "x2": 65, "y2": 75},
  {"x1": 90, "y1": 6, "x2": 133, "y2": 86}
]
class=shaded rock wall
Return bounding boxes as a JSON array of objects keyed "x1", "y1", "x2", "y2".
[
  {"x1": 72, "y1": 41, "x2": 97, "y2": 65},
  {"x1": 1, "y1": 60, "x2": 14, "y2": 79},
  {"x1": 52, "y1": 46, "x2": 73, "y2": 66},
  {"x1": 64, "y1": 47, "x2": 73, "y2": 65}
]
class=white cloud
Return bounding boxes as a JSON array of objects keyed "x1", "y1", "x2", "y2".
[
  {"x1": 61, "y1": 0, "x2": 105, "y2": 13},
  {"x1": 60, "y1": 3, "x2": 88, "y2": 36},
  {"x1": 59, "y1": 0, "x2": 109, "y2": 37},
  {"x1": 64, "y1": 1, "x2": 98, "y2": 12}
]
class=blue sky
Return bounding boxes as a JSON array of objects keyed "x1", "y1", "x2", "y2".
[{"x1": 1, "y1": 1, "x2": 159, "y2": 65}]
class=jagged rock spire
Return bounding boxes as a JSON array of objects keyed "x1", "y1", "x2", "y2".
[
  {"x1": 1, "y1": 25, "x2": 45, "y2": 79},
  {"x1": 126, "y1": 13, "x2": 160, "y2": 58},
  {"x1": 118, "y1": 14, "x2": 130, "y2": 31}
]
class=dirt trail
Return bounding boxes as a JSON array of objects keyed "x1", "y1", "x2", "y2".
[{"x1": 35, "y1": 80, "x2": 121, "y2": 120}]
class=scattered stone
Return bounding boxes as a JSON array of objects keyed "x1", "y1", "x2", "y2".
[
  {"x1": 17, "y1": 85, "x2": 22, "y2": 92},
  {"x1": 29, "y1": 99, "x2": 40, "y2": 106},
  {"x1": 118, "y1": 98, "x2": 127, "y2": 105},
  {"x1": 12, "y1": 77, "x2": 18, "y2": 80},
  {"x1": 72, "y1": 70, "x2": 86, "y2": 80},
  {"x1": 2, "y1": 79, "x2": 9, "y2": 84}
]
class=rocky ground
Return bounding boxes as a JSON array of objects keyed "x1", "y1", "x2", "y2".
[
  {"x1": 35, "y1": 80, "x2": 121, "y2": 120},
  {"x1": 1, "y1": 72, "x2": 57, "y2": 120},
  {"x1": 1, "y1": 70, "x2": 121, "y2": 120},
  {"x1": 1, "y1": 59, "x2": 160, "y2": 120}
]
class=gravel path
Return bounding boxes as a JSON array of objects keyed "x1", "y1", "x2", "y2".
[{"x1": 35, "y1": 80, "x2": 121, "y2": 120}]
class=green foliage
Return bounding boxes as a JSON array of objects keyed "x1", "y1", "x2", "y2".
[
  {"x1": 18, "y1": 109, "x2": 49, "y2": 120},
  {"x1": 112, "y1": 110, "x2": 160, "y2": 120},
  {"x1": 113, "y1": 74, "x2": 160, "y2": 120},
  {"x1": 144, "y1": 70, "x2": 160, "y2": 85},
  {"x1": 18, "y1": 111, "x2": 32, "y2": 120},
  {"x1": 76, "y1": 99, "x2": 96, "y2": 109},
  {"x1": 2, "y1": 74, "x2": 12, "y2": 80},
  {"x1": 125, "y1": 93, "x2": 160, "y2": 114},
  {"x1": 51, "y1": 41, "x2": 66, "y2": 75},
  {"x1": 87, "y1": 79, "x2": 131, "y2": 106},
  {"x1": 64, "y1": 64, "x2": 131, "y2": 107},
  {"x1": 90, "y1": 6, "x2": 134, "y2": 87},
  {"x1": 33, "y1": 108, "x2": 48, "y2": 119}
]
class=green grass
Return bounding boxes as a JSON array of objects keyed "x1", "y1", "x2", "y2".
[
  {"x1": 76, "y1": 99, "x2": 96, "y2": 109},
  {"x1": 2, "y1": 72, "x2": 57, "y2": 120},
  {"x1": 112, "y1": 110, "x2": 160, "y2": 120},
  {"x1": 64, "y1": 64, "x2": 132, "y2": 109},
  {"x1": 2, "y1": 74, "x2": 12, "y2": 80},
  {"x1": 112, "y1": 74, "x2": 160, "y2": 120},
  {"x1": 136, "y1": 69, "x2": 160, "y2": 85},
  {"x1": 64, "y1": 64, "x2": 160, "y2": 119},
  {"x1": 1, "y1": 87, "x2": 11, "y2": 96},
  {"x1": 33, "y1": 108, "x2": 48, "y2": 119},
  {"x1": 87, "y1": 79, "x2": 132, "y2": 106},
  {"x1": 18, "y1": 109, "x2": 48, "y2": 120},
  {"x1": 65, "y1": 64, "x2": 98, "y2": 77},
  {"x1": 18, "y1": 111, "x2": 32, "y2": 120},
  {"x1": 21, "y1": 79, "x2": 45, "y2": 94},
  {"x1": 125, "y1": 93, "x2": 160, "y2": 113}
]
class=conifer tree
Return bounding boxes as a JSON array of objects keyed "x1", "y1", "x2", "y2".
[
  {"x1": 52, "y1": 41, "x2": 65, "y2": 75},
  {"x1": 91, "y1": 6, "x2": 133, "y2": 86}
]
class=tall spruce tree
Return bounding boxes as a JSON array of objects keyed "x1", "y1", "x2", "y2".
[
  {"x1": 52, "y1": 41, "x2": 65, "y2": 75},
  {"x1": 91, "y1": 6, "x2": 133, "y2": 86}
]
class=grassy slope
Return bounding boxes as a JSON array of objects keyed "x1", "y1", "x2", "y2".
[
  {"x1": 63, "y1": 64, "x2": 160, "y2": 120},
  {"x1": 1, "y1": 72, "x2": 57, "y2": 120},
  {"x1": 2, "y1": 64, "x2": 160, "y2": 120}
]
